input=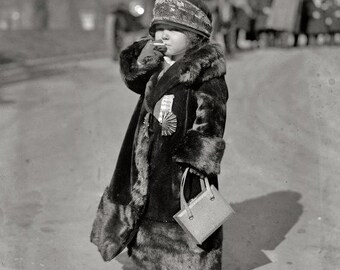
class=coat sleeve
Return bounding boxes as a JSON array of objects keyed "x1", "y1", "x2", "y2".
[
  {"x1": 173, "y1": 77, "x2": 228, "y2": 176},
  {"x1": 119, "y1": 38, "x2": 163, "y2": 94}
]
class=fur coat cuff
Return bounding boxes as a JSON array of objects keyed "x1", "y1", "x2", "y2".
[
  {"x1": 120, "y1": 38, "x2": 163, "y2": 93},
  {"x1": 173, "y1": 130, "x2": 225, "y2": 175}
]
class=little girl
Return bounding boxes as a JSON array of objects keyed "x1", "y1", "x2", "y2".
[{"x1": 91, "y1": 0, "x2": 229, "y2": 269}]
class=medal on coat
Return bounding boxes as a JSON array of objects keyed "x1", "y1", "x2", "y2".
[
  {"x1": 153, "y1": 95, "x2": 177, "y2": 136},
  {"x1": 161, "y1": 111, "x2": 177, "y2": 136}
]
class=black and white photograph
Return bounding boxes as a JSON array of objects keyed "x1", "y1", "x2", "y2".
[{"x1": 0, "y1": 0, "x2": 339, "y2": 269}]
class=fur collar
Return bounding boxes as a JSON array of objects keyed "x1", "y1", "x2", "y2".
[
  {"x1": 141, "y1": 42, "x2": 226, "y2": 113},
  {"x1": 177, "y1": 42, "x2": 226, "y2": 85},
  {"x1": 120, "y1": 39, "x2": 226, "y2": 91}
]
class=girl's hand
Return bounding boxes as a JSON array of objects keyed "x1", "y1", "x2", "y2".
[{"x1": 137, "y1": 40, "x2": 166, "y2": 66}]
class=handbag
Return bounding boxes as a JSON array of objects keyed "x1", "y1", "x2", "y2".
[{"x1": 173, "y1": 168, "x2": 235, "y2": 244}]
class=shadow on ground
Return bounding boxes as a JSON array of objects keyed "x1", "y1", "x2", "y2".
[
  {"x1": 223, "y1": 190, "x2": 303, "y2": 270},
  {"x1": 116, "y1": 190, "x2": 303, "y2": 270},
  {"x1": 0, "y1": 66, "x2": 68, "y2": 87},
  {"x1": 0, "y1": 92, "x2": 15, "y2": 105},
  {"x1": 0, "y1": 97, "x2": 15, "y2": 105}
]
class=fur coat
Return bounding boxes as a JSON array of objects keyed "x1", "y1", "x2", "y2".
[{"x1": 91, "y1": 38, "x2": 228, "y2": 261}]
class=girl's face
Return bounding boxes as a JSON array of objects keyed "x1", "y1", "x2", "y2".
[{"x1": 154, "y1": 25, "x2": 189, "y2": 61}]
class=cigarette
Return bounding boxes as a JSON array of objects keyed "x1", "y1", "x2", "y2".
[{"x1": 153, "y1": 41, "x2": 165, "y2": 46}]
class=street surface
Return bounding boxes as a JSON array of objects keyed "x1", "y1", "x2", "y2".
[{"x1": 0, "y1": 47, "x2": 339, "y2": 270}]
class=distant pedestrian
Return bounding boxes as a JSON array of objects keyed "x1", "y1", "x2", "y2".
[
  {"x1": 232, "y1": 0, "x2": 255, "y2": 49},
  {"x1": 108, "y1": 3, "x2": 145, "y2": 61},
  {"x1": 91, "y1": 0, "x2": 228, "y2": 269},
  {"x1": 250, "y1": 0, "x2": 275, "y2": 46},
  {"x1": 303, "y1": 0, "x2": 329, "y2": 45},
  {"x1": 216, "y1": 0, "x2": 236, "y2": 54},
  {"x1": 325, "y1": 0, "x2": 340, "y2": 44},
  {"x1": 266, "y1": 0, "x2": 304, "y2": 46},
  {"x1": 205, "y1": 0, "x2": 221, "y2": 39}
]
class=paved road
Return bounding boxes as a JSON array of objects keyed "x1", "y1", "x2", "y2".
[{"x1": 0, "y1": 47, "x2": 339, "y2": 270}]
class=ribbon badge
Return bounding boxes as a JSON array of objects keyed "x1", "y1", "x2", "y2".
[{"x1": 156, "y1": 95, "x2": 177, "y2": 136}]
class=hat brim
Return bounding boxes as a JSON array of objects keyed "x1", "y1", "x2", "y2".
[{"x1": 149, "y1": 20, "x2": 210, "y2": 39}]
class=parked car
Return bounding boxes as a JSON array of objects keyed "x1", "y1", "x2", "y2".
[{"x1": 107, "y1": 1, "x2": 150, "y2": 61}]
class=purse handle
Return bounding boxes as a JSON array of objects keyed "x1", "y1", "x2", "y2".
[{"x1": 180, "y1": 168, "x2": 215, "y2": 220}]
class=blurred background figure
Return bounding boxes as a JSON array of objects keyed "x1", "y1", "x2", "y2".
[
  {"x1": 205, "y1": 0, "x2": 221, "y2": 40},
  {"x1": 250, "y1": 0, "x2": 274, "y2": 47},
  {"x1": 206, "y1": 0, "x2": 255, "y2": 56},
  {"x1": 33, "y1": 0, "x2": 49, "y2": 30},
  {"x1": 266, "y1": 0, "x2": 304, "y2": 47},
  {"x1": 1, "y1": 0, "x2": 338, "y2": 66},
  {"x1": 302, "y1": 0, "x2": 329, "y2": 45},
  {"x1": 107, "y1": 1, "x2": 149, "y2": 61},
  {"x1": 214, "y1": 0, "x2": 235, "y2": 56},
  {"x1": 231, "y1": 0, "x2": 255, "y2": 50},
  {"x1": 325, "y1": 0, "x2": 340, "y2": 44}
]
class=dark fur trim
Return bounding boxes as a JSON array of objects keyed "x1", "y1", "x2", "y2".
[
  {"x1": 90, "y1": 121, "x2": 150, "y2": 261},
  {"x1": 133, "y1": 116, "x2": 150, "y2": 207},
  {"x1": 173, "y1": 130, "x2": 225, "y2": 175},
  {"x1": 193, "y1": 88, "x2": 227, "y2": 137},
  {"x1": 129, "y1": 219, "x2": 222, "y2": 269},
  {"x1": 120, "y1": 38, "x2": 163, "y2": 93},
  {"x1": 178, "y1": 43, "x2": 226, "y2": 85},
  {"x1": 90, "y1": 187, "x2": 135, "y2": 261}
]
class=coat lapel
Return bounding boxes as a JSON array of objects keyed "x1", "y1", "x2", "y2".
[
  {"x1": 145, "y1": 61, "x2": 181, "y2": 112},
  {"x1": 144, "y1": 42, "x2": 227, "y2": 113}
]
